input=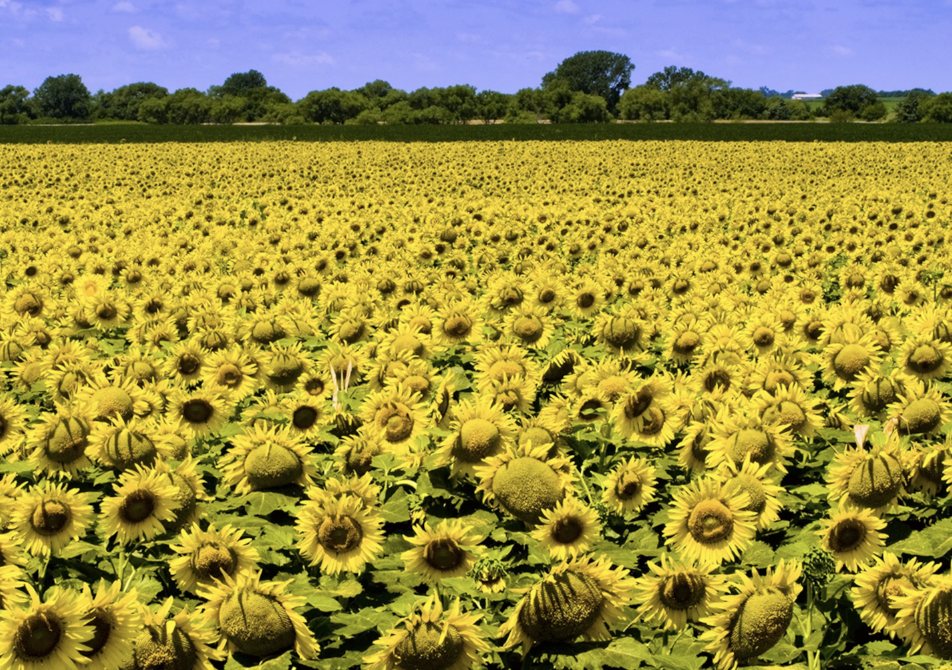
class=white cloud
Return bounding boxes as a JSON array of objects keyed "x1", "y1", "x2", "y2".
[
  {"x1": 583, "y1": 14, "x2": 602, "y2": 24},
  {"x1": 112, "y1": 1, "x2": 135, "y2": 12},
  {"x1": 206, "y1": 37, "x2": 220, "y2": 48},
  {"x1": 129, "y1": 26, "x2": 167, "y2": 50},
  {"x1": 657, "y1": 48, "x2": 689, "y2": 64},
  {"x1": 272, "y1": 51, "x2": 335, "y2": 68},
  {"x1": 831, "y1": 45, "x2": 853, "y2": 56},
  {"x1": 46, "y1": 7, "x2": 63, "y2": 21},
  {"x1": 554, "y1": 0, "x2": 579, "y2": 14}
]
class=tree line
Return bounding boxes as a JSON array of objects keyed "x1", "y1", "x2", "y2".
[{"x1": 2, "y1": 52, "x2": 951, "y2": 126}]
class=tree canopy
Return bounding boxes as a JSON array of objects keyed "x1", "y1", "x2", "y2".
[
  {"x1": 32, "y1": 74, "x2": 91, "y2": 120},
  {"x1": 542, "y1": 50, "x2": 633, "y2": 114}
]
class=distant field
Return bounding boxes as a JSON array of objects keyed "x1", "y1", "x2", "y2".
[{"x1": 2, "y1": 121, "x2": 952, "y2": 144}]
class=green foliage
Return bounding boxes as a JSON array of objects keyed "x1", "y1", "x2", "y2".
[
  {"x1": 0, "y1": 84, "x2": 33, "y2": 125},
  {"x1": 922, "y1": 92, "x2": 952, "y2": 123},
  {"x1": 822, "y1": 84, "x2": 881, "y2": 118},
  {"x1": 32, "y1": 73, "x2": 92, "y2": 120},
  {"x1": 894, "y1": 90, "x2": 936, "y2": 123},
  {"x1": 542, "y1": 50, "x2": 635, "y2": 113}
]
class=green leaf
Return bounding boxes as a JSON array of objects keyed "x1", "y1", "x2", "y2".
[
  {"x1": 242, "y1": 491, "x2": 300, "y2": 517},
  {"x1": 307, "y1": 594, "x2": 343, "y2": 611},
  {"x1": 330, "y1": 609, "x2": 398, "y2": 637},
  {"x1": 741, "y1": 541, "x2": 775, "y2": 568},
  {"x1": 0, "y1": 460, "x2": 36, "y2": 475},
  {"x1": 225, "y1": 650, "x2": 293, "y2": 670},
  {"x1": 888, "y1": 518, "x2": 952, "y2": 558},
  {"x1": 380, "y1": 489, "x2": 411, "y2": 523},
  {"x1": 58, "y1": 541, "x2": 103, "y2": 560},
  {"x1": 319, "y1": 575, "x2": 363, "y2": 599}
]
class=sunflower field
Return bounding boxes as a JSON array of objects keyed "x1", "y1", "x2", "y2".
[{"x1": 1, "y1": 140, "x2": 952, "y2": 670}]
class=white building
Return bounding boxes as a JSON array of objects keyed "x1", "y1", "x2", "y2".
[{"x1": 792, "y1": 93, "x2": 823, "y2": 100}]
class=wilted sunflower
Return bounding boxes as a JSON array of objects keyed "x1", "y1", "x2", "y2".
[
  {"x1": 750, "y1": 385, "x2": 823, "y2": 439},
  {"x1": 295, "y1": 495, "x2": 384, "y2": 575},
  {"x1": 892, "y1": 574, "x2": 952, "y2": 659},
  {"x1": 434, "y1": 299, "x2": 482, "y2": 347},
  {"x1": 78, "y1": 579, "x2": 142, "y2": 670},
  {"x1": 219, "y1": 424, "x2": 316, "y2": 494},
  {"x1": 25, "y1": 406, "x2": 94, "y2": 478},
  {"x1": 851, "y1": 552, "x2": 939, "y2": 637},
  {"x1": 705, "y1": 410, "x2": 793, "y2": 475},
  {"x1": 12, "y1": 481, "x2": 94, "y2": 557},
  {"x1": 848, "y1": 367, "x2": 907, "y2": 420},
  {"x1": 700, "y1": 560, "x2": 802, "y2": 670},
  {"x1": 99, "y1": 466, "x2": 181, "y2": 545},
  {"x1": 716, "y1": 456, "x2": 784, "y2": 532},
  {"x1": 475, "y1": 443, "x2": 575, "y2": 525},
  {"x1": 531, "y1": 497, "x2": 601, "y2": 560},
  {"x1": 594, "y1": 310, "x2": 647, "y2": 355},
  {"x1": 131, "y1": 597, "x2": 223, "y2": 670},
  {"x1": 0, "y1": 584, "x2": 93, "y2": 670},
  {"x1": 199, "y1": 571, "x2": 319, "y2": 660},
  {"x1": 498, "y1": 554, "x2": 635, "y2": 653},
  {"x1": 602, "y1": 457, "x2": 658, "y2": 514},
  {"x1": 365, "y1": 596, "x2": 489, "y2": 670},
  {"x1": 260, "y1": 340, "x2": 313, "y2": 393},
  {"x1": 663, "y1": 477, "x2": 757, "y2": 566},
  {"x1": 167, "y1": 389, "x2": 234, "y2": 440},
  {"x1": 827, "y1": 440, "x2": 905, "y2": 515},
  {"x1": 907, "y1": 440, "x2": 949, "y2": 497},
  {"x1": 170, "y1": 523, "x2": 260, "y2": 595},
  {"x1": 0, "y1": 395, "x2": 27, "y2": 458},
  {"x1": 818, "y1": 504, "x2": 887, "y2": 573},
  {"x1": 888, "y1": 378, "x2": 952, "y2": 437},
  {"x1": 634, "y1": 554, "x2": 726, "y2": 631},
  {"x1": 402, "y1": 519, "x2": 483, "y2": 582},
  {"x1": 88, "y1": 416, "x2": 157, "y2": 471}
]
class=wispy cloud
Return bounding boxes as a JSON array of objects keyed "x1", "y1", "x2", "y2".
[
  {"x1": 129, "y1": 26, "x2": 168, "y2": 50},
  {"x1": 831, "y1": 44, "x2": 853, "y2": 56},
  {"x1": 583, "y1": 14, "x2": 602, "y2": 25},
  {"x1": 554, "y1": 0, "x2": 579, "y2": 14},
  {"x1": 272, "y1": 51, "x2": 336, "y2": 68},
  {"x1": 657, "y1": 48, "x2": 689, "y2": 64},
  {"x1": 46, "y1": 7, "x2": 63, "y2": 21},
  {"x1": 112, "y1": 1, "x2": 135, "y2": 12}
]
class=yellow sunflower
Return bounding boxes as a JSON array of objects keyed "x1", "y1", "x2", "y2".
[
  {"x1": 219, "y1": 424, "x2": 316, "y2": 494},
  {"x1": 827, "y1": 440, "x2": 905, "y2": 514},
  {"x1": 705, "y1": 409, "x2": 793, "y2": 475},
  {"x1": 663, "y1": 477, "x2": 757, "y2": 566},
  {"x1": 820, "y1": 333, "x2": 883, "y2": 391},
  {"x1": 88, "y1": 416, "x2": 158, "y2": 471},
  {"x1": 700, "y1": 560, "x2": 802, "y2": 670},
  {"x1": 78, "y1": 579, "x2": 142, "y2": 670},
  {"x1": 163, "y1": 341, "x2": 209, "y2": 387},
  {"x1": 99, "y1": 466, "x2": 182, "y2": 545},
  {"x1": 0, "y1": 584, "x2": 93, "y2": 670},
  {"x1": 716, "y1": 456, "x2": 784, "y2": 532},
  {"x1": 818, "y1": 504, "x2": 887, "y2": 573},
  {"x1": 360, "y1": 384, "x2": 428, "y2": 454},
  {"x1": 0, "y1": 395, "x2": 28, "y2": 458},
  {"x1": 892, "y1": 574, "x2": 952, "y2": 659},
  {"x1": 198, "y1": 570, "x2": 319, "y2": 660},
  {"x1": 593, "y1": 310, "x2": 648, "y2": 356},
  {"x1": 169, "y1": 522, "x2": 260, "y2": 595},
  {"x1": 436, "y1": 397, "x2": 516, "y2": 478},
  {"x1": 848, "y1": 367, "x2": 908, "y2": 421},
  {"x1": 131, "y1": 597, "x2": 223, "y2": 670},
  {"x1": 531, "y1": 497, "x2": 602, "y2": 560},
  {"x1": 750, "y1": 385, "x2": 823, "y2": 439},
  {"x1": 888, "y1": 378, "x2": 952, "y2": 437},
  {"x1": 498, "y1": 555, "x2": 635, "y2": 653},
  {"x1": 305, "y1": 472, "x2": 381, "y2": 510},
  {"x1": 602, "y1": 457, "x2": 658, "y2": 514},
  {"x1": 475, "y1": 443, "x2": 575, "y2": 525},
  {"x1": 295, "y1": 495, "x2": 384, "y2": 575},
  {"x1": 851, "y1": 552, "x2": 939, "y2": 638},
  {"x1": 365, "y1": 596, "x2": 489, "y2": 670},
  {"x1": 502, "y1": 303, "x2": 555, "y2": 350},
  {"x1": 11, "y1": 481, "x2": 94, "y2": 557},
  {"x1": 166, "y1": 389, "x2": 234, "y2": 440},
  {"x1": 634, "y1": 554, "x2": 726, "y2": 631},
  {"x1": 402, "y1": 519, "x2": 483, "y2": 582}
]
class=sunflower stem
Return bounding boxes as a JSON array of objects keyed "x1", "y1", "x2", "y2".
[
  {"x1": 577, "y1": 468, "x2": 595, "y2": 505},
  {"x1": 667, "y1": 626, "x2": 686, "y2": 652}
]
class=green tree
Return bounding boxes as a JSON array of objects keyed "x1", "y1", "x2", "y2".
[
  {"x1": 821, "y1": 84, "x2": 880, "y2": 117},
  {"x1": 541, "y1": 50, "x2": 634, "y2": 113},
  {"x1": 210, "y1": 95, "x2": 249, "y2": 124},
  {"x1": 165, "y1": 88, "x2": 211, "y2": 124},
  {"x1": 213, "y1": 69, "x2": 268, "y2": 98},
  {"x1": 433, "y1": 85, "x2": 477, "y2": 123},
  {"x1": 641, "y1": 67, "x2": 728, "y2": 122},
  {"x1": 506, "y1": 88, "x2": 545, "y2": 122},
  {"x1": 354, "y1": 80, "x2": 407, "y2": 110},
  {"x1": 712, "y1": 88, "x2": 768, "y2": 120},
  {"x1": 618, "y1": 85, "x2": 667, "y2": 121},
  {"x1": 475, "y1": 90, "x2": 510, "y2": 124},
  {"x1": 99, "y1": 82, "x2": 168, "y2": 121},
  {"x1": 32, "y1": 73, "x2": 91, "y2": 120},
  {"x1": 894, "y1": 89, "x2": 935, "y2": 123},
  {"x1": 645, "y1": 66, "x2": 717, "y2": 92},
  {"x1": 550, "y1": 91, "x2": 611, "y2": 123},
  {"x1": 0, "y1": 85, "x2": 32, "y2": 124},
  {"x1": 922, "y1": 93, "x2": 952, "y2": 123},
  {"x1": 137, "y1": 97, "x2": 168, "y2": 124},
  {"x1": 298, "y1": 88, "x2": 369, "y2": 124}
]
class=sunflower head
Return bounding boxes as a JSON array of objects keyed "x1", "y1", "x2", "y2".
[
  {"x1": 216, "y1": 586, "x2": 296, "y2": 657},
  {"x1": 847, "y1": 450, "x2": 903, "y2": 510},
  {"x1": 520, "y1": 570, "x2": 604, "y2": 643},
  {"x1": 479, "y1": 445, "x2": 571, "y2": 524},
  {"x1": 728, "y1": 587, "x2": 795, "y2": 661}
]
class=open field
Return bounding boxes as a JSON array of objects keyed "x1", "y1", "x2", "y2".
[
  {"x1": 1, "y1": 140, "x2": 952, "y2": 670},
  {"x1": 3, "y1": 121, "x2": 952, "y2": 144}
]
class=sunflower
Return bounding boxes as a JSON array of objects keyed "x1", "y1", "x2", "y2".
[
  {"x1": 531, "y1": 497, "x2": 601, "y2": 560},
  {"x1": 169, "y1": 523, "x2": 260, "y2": 595},
  {"x1": 716, "y1": 456, "x2": 784, "y2": 532},
  {"x1": 11, "y1": 481, "x2": 94, "y2": 557},
  {"x1": 166, "y1": 389, "x2": 234, "y2": 440},
  {"x1": 280, "y1": 390, "x2": 329, "y2": 438},
  {"x1": 501, "y1": 304, "x2": 555, "y2": 350},
  {"x1": 28, "y1": 408, "x2": 94, "y2": 478},
  {"x1": 429, "y1": 370, "x2": 457, "y2": 430},
  {"x1": 334, "y1": 429, "x2": 386, "y2": 477},
  {"x1": 818, "y1": 505, "x2": 887, "y2": 573},
  {"x1": 331, "y1": 308, "x2": 373, "y2": 345},
  {"x1": 305, "y1": 472, "x2": 381, "y2": 510},
  {"x1": 73, "y1": 377, "x2": 142, "y2": 423},
  {"x1": 568, "y1": 280, "x2": 606, "y2": 319},
  {"x1": 99, "y1": 466, "x2": 181, "y2": 545},
  {"x1": 899, "y1": 334, "x2": 952, "y2": 382},
  {"x1": 260, "y1": 340, "x2": 313, "y2": 393},
  {"x1": 473, "y1": 345, "x2": 539, "y2": 389},
  {"x1": 498, "y1": 554, "x2": 635, "y2": 653},
  {"x1": 295, "y1": 495, "x2": 385, "y2": 575},
  {"x1": 378, "y1": 323, "x2": 432, "y2": 362},
  {"x1": 851, "y1": 552, "x2": 939, "y2": 637},
  {"x1": 602, "y1": 457, "x2": 658, "y2": 514},
  {"x1": 740, "y1": 311, "x2": 785, "y2": 357},
  {"x1": 198, "y1": 570, "x2": 319, "y2": 660},
  {"x1": 700, "y1": 560, "x2": 802, "y2": 670},
  {"x1": 663, "y1": 477, "x2": 757, "y2": 566},
  {"x1": 888, "y1": 378, "x2": 952, "y2": 437},
  {"x1": 750, "y1": 385, "x2": 823, "y2": 439},
  {"x1": 365, "y1": 596, "x2": 489, "y2": 670},
  {"x1": 747, "y1": 353, "x2": 815, "y2": 395},
  {"x1": 0, "y1": 584, "x2": 93, "y2": 670},
  {"x1": 151, "y1": 456, "x2": 206, "y2": 533},
  {"x1": 78, "y1": 579, "x2": 141, "y2": 670},
  {"x1": 402, "y1": 519, "x2": 483, "y2": 583},
  {"x1": 540, "y1": 348, "x2": 582, "y2": 386},
  {"x1": 219, "y1": 424, "x2": 316, "y2": 494},
  {"x1": 163, "y1": 341, "x2": 209, "y2": 387},
  {"x1": 317, "y1": 343, "x2": 369, "y2": 388},
  {"x1": 593, "y1": 310, "x2": 648, "y2": 356},
  {"x1": 634, "y1": 554, "x2": 726, "y2": 631},
  {"x1": 131, "y1": 597, "x2": 223, "y2": 670},
  {"x1": 478, "y1": 375, "x2": 536, "y2": 415},
  {"x1": 361, "y1": 384, "x2": 428, "y2": 453},
  {"x1": 664, "y1": 319, "x2": 706, "y2": 366},
  {"x1": 47, "y1": 359, "x2": 104, "y2": 406},
  {"x1": 827, "y1": 441, "x2": 904, "y2": 514},
  {"x1": 705, "y1": 410, "x2": 793, "y2": 475},
  {"x1": 0, "y1": 564, "x2": 26, "y2": 611},
  {"x1": 848, "y1": 367, "x2": 908, "y2": 420},
  {"x1": 432, "y1": 300, "x2": 482, "y2": 349},
  {"x1": 892, "y1": 574, "x2": 952, "y2": 659},
  {"x1": 88, "y1": 416, "x2": 158, "y2": 471},
  {"x1": 475, "y1": 443, "x2": 575, "y2": 525},
  {"x1": 691, "y1": 359, "x2": 741, "y2": 401},
  {"x1": 820, "y1": 334, "x2": 883, "y2": 392}
]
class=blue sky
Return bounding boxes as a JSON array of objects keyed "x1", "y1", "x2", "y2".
[{"x1": 2, "y1": 0, "x2": 951, "y2": 99}]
